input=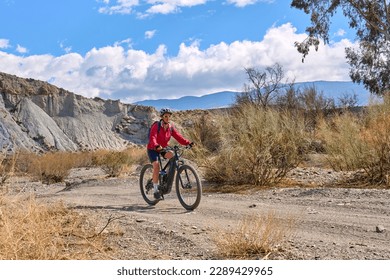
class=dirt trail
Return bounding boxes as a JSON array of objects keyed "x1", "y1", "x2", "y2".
[{"x1": 26, "y1": 166, "x2": 390, "y2": 260}]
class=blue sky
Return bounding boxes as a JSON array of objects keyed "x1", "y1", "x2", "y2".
[{"x1": 0, "y1": 0, "x2": 355, "y2": 103}]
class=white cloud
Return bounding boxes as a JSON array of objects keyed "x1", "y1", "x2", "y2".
[
  {"x1": 226, "y1": 0, "x2": 273, "y2": 7},
  {"x1": 0, "y1": 39, "x2": 10, "y2": 49},
  {"x1": 96, "y1": 0, "x2": 275, "y2": 16},
  {"x1": 59, "y1": 42, "x2": 72, "y2": 53},
  {"x1": 98, "y1": 0, "x2": 207, "y2": 16},
  {"x1": 335, "y1": 28, "x2": 346, "y2": 37},
  {"x1": 16, "y1": 44, "x2": 28, "y2": 54},
  {"x1": 145, "y1": 30, "x2": 157, "y2": 39},
  {"x1": 0, "y1": 23, "x2": 354, "y2": 103},
  {"x1": 146, "y1": 2, "x2": 178, "y2": 14},
  {"x1": 98, "y1": 0, "x2": 139, "y2": 15},
  {"x1": 114, "y1": 38, "x2": 133, "y2": 48},
  {"x1": 226, "y1": 0, "x2": 257, "y2": 7}
]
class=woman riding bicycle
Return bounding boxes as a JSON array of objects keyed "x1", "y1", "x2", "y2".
[{"x1": 147, "y1": 108, "x2": 194, "y2": 200}]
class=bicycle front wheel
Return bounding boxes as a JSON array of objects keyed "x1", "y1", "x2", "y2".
[
  {"x1": 175, "y1": 164, "x2": 202, "y2": 210},
  {"x1": 139, "y1": 164, "x2": 159, "y2": 205}
]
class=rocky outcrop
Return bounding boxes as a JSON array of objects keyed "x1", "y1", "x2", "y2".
[{"x1": 0, "y1": 72, "x2": 158, "y2": 153}]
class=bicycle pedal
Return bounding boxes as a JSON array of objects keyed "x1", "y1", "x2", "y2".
[{"x1": 154, "y1": 192, "x2": 163, "y2": 201}]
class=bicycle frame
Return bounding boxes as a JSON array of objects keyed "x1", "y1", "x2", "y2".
[{"x1": 157, "y1": 146, "x2": 183, "y2": 195}]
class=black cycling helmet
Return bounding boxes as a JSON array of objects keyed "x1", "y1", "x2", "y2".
[{"x1": 159, "y1": 108, "x2": 173, "y2": 117}]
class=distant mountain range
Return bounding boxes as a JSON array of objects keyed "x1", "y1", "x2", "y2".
[{"x1": 135, "y1": 81, "x2": 371, "y2": 110}]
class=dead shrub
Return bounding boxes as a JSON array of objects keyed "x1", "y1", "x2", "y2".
[
  {"x1": 27, "y1": 152, "x2": 75, "y2": 184},
  {"x1": 319, "y1": 97, "x2": 390, "y2": 184},
  {"x1": 123, "y1": 146, "x2": 149, "y2": 166},
  {"x1": 184, "y1": 113, "x2": 222, "y2": 164},
  {"x1": 318, "y1": 112, "x2": 367, "y2": 171},
  {"x1": 360, "y1": 100, "x2": 390, "y2": 183},
  {"x1": 92, "y1": 150, "x2": 133, "y2": 177},
  {"x1": 215, "y1": 212, "x2": 295, "y2": 259},
  {"x1": 187, "y1": 114, "x2": 222, "y2": 153},
  {"x1": 0, "y1": 194, "x2": 112, "y2": 260},
  {"x1": 0, "y1": 153, "x2": 17, "y2": 187},
  {"x1": 204, "y1": 104, "x2": 307, "y2": 186},
  {"x1": 15, "y1": 148, "x2": 146, "y2": 182}
]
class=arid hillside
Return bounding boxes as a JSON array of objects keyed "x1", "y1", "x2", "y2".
[{"x1": 0, "y1": 72, "x2": 156, "y2": 153}]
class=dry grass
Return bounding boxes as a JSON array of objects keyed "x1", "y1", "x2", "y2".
[
  {"x1": 318, "y1": 112, "x2": 366, "y2": 171},
  {"x1": 185, "y1": 113, "x2": 222, "y2": 156},
  {"x1": 10, "y1": 147, "x2": 147, "y2": 183},
  {"x1": 0, "y1": 194, "x2": 118, "y2": 260},
  {"x1": 215, "y1": 211, "x2": 295, "y2": 259},
  {"x1": 0, "y1": 153, "x2": 16, "y2": 190},
  {"x1": 91, "y1": 147, "x2": 147, "y2": 177},
  {"x1": 319, "y1": 98, "x2": 390, "y2": 184},
  {"x1": 202, "y1": 104, "x2": 307, "y2": 186},
  {"x1": 27, "y1": 152, "x2": 75, "y2": 184}
]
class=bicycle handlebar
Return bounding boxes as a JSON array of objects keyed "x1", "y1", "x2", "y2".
[{"x1": 160, "y1": 145, "x2": 192, "y2": 153}]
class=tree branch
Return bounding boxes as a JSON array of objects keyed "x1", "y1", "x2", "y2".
[
  {"x1": 348, "y1": 0, "x2": 388, "y2": 36},
  {"x1": 89, "y1": 215, "x2": 125, "y2": 239}
]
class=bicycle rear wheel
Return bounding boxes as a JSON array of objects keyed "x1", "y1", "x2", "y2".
[
  {"x1": 175, "y1": 164, "x2": 202, "y2": 210},
  {"x1": 139, "y1": 164, "x2": 159, "y2": 205}
]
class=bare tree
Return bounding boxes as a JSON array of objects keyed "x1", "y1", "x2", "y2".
[
  {"x1": 275, "y1": 81, "x2": 301, "y2": 111},
  {"x1": 235, "y1": 63, "x2": 287, "y2": 108},
  {"x1": 337, "y1": 92, "x2": 359, "y2": 109},
  {"x1": 298, "y1": 85, "x2": 335, "y2": 131}
]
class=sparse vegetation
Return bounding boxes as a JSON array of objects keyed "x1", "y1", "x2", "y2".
[
  {"x1": 92, "y1": 150, "x2": 132, "y2": 177},
  {"x1": 184, "y1": 113, "x2": 222, "y2": 164},
  {"x1": 200, "y1": 103, "x2": 307, "y2": 186},
  {"x1": 319, "y1": 97, "x2": 390, "y2": 184},
  {"x1": 5, "y1": 147, "x2": 147, "y2": 183},
  {"x1": 27, "y1": 152, "x2": 76, "y2": 184},
  {"x1": 0, "y1": 194, "x2": 116, "y2": 260},
  {"x1": 92, "y1": 147, "x2": 147, "y2": 177},
  {"x1": 215, "y1": 212, "x2": 295, "y2": 259},
  {"x1": 318, "y1": 112, "x2": 365, "y2": 171},
  {"x1": 0, "y1": 153, "x2": 16, "y2": 187}
]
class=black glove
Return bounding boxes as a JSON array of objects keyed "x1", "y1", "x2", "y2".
[
  {"x1": 155, "y1": 145, "x2": 162, "y2": 151},
  {"x1": 189, "y1": 142, "x2": 195, "y2": 147}
]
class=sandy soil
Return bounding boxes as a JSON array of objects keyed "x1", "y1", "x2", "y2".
[{"x1": 7, "y1": 165, "x2": 390, "y2": 260}]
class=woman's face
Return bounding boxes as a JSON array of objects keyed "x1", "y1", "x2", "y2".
[{"x1": 162, "y1": 113, "x2": 172, "y2": 123}]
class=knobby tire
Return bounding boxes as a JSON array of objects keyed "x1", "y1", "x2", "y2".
[
  {"x1": 139, "y1": 164, "x2": 159, "y2": 205},
  {"x1": 175, "y1": 164, "x2": 202, "y2": 210}
]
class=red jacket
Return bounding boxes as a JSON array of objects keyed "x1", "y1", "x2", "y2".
[{"x1": 147, "y1": 120, "x2": 190, "y2": 150}]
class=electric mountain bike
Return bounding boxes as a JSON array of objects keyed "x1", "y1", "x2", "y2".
[{"x1": 139, "y1": 145, "x2": 202, "y2": 211}]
